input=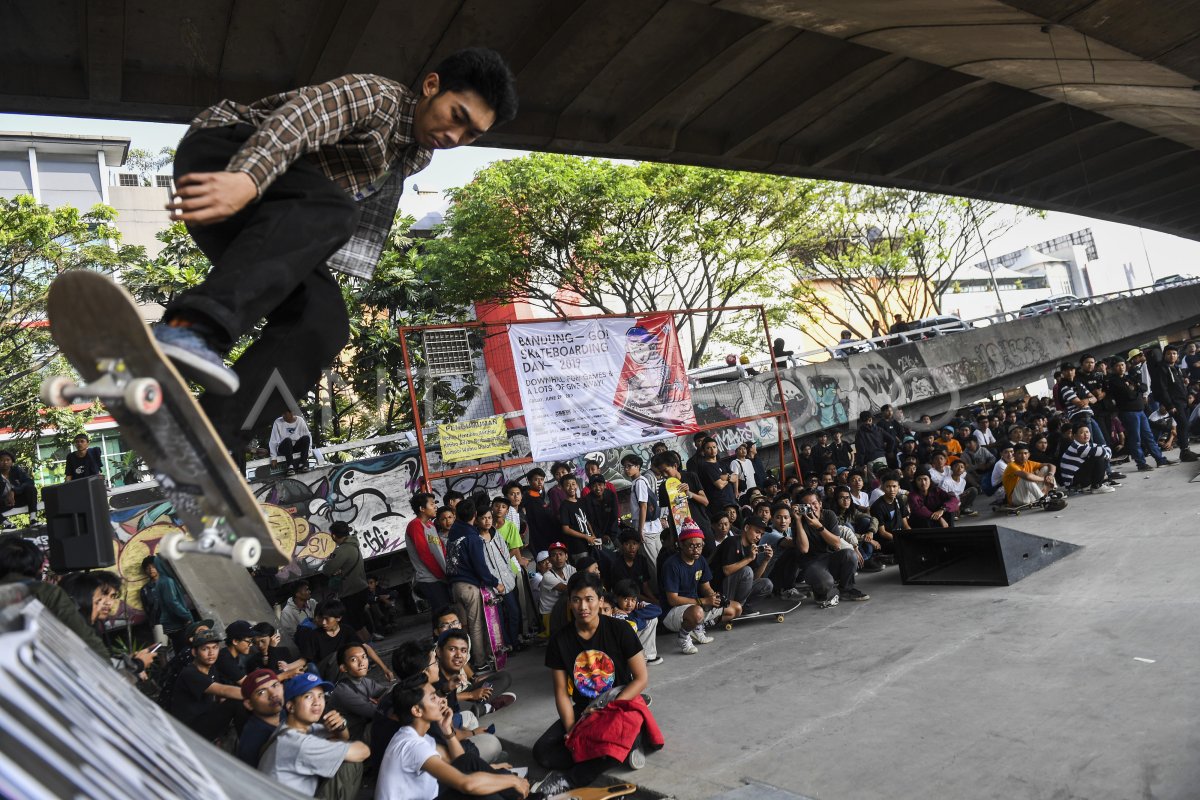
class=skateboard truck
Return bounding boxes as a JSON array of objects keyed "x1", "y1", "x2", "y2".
[
  {"x1": 42, "y1": 359, "x2": 163, "y2": 415},
  {"x1": 161, "y1": 517, "x2": 262, "y2": 567}
]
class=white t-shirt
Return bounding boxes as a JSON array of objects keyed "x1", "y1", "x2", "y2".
[
  {"x1": 376, "y1": 725, "x2": 440, "y2": 800},
  {"x1": 632, "y1": 474, "x2": 663, "y2": 535},
  {"x1": 990, "y1": 459, "x2": 1009, "y2": 499},
  {"x1": 539, "y1": 565, "x2": 576, "y2": 614},
  {"x1": 730, "y1": 458, "x2": 757, "y2": 491}
]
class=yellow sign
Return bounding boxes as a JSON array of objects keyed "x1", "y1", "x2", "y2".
[{"x1": 438, "y1": 415, "x2": 511, "y2": 463}]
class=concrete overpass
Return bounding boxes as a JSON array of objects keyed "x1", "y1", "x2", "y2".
[{"x1": 4, "y1": 1, "x2": 1200, "y2": 239}]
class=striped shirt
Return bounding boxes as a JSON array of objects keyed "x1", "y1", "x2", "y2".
[
  {"x1": 189, "y1": 74, "x2": 433, "y2": 280},
  {"x1": 1059, "y1": 440, "x2": 1111, "y2": 487},
  {"x1": 1058, "y1": 381, "x2": 1094, "y2": 420}
]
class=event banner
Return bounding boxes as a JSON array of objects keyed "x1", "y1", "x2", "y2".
[
  {"x1": 507, "y1": 314, "x2": 698, "y2": 461},
  {"x1": 438, "y1": 414, "x2": 511, "y2": 463}
]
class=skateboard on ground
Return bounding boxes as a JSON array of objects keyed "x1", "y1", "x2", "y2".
[
  {"x1": 723, "y1": 598, "x2": 804, "y2": 629},
  {"x1": 549, "y1": 783, "x2": 638, "y2": 800},
  {"x1": 991, "y1": 490, "x2": 1067, "y2": 516},
  {"x1": 41, "y1": 271, "x2": 287, "y2": 568}
]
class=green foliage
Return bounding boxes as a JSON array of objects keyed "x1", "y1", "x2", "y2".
[
  {"x1": 124, "y1": 147, "x2": 175, "y2": 187},
  {"x1": 120, "y1": 221, "x2": 209, "y2": 306},
  {"x1": 0, "y1": 196, "x2": 145, "y2": 466},
  {"x1": 419, "y1": 154, "x2": 825, "y2": 367}
]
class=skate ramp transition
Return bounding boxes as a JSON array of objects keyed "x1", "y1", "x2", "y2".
[{"x1": 0, "y1": 582, "x2": 307, "y2": 800}]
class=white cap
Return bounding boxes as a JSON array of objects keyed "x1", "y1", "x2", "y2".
[{"x1": 535, "y1": 550, "x2": 550, "y2": 562}]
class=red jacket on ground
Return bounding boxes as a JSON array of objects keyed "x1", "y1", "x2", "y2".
[{"x1": 565, "y1": 695, "x2": 665, "y2": 763}]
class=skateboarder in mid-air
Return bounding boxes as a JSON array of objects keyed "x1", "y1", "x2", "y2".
[{"x1": 156, "y1": 49, "x2": 518, "y2": 455}]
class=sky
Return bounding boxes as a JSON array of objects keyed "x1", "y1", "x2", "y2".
[{"x1": 5, "y1": 110, "x2": 1199, "y2": 292}]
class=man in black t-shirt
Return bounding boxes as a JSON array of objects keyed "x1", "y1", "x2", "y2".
[
  {"x1": 214, "y1": 619, "x2": 254, "y2": 686},
  {"x1": 869, "y1": 472, "x2": 909, "y2": 561},
  {"x1": 300, "y1": 598, "x2": 394, "y2": 681},
  {"x1": 532, "y1": 571, "x2": 651, "y2": 795},
  {"x1": 558, "y1": 475, "x2": 600, "y2": 563},
  {"x1": 709, "y1": 516, "x2": 773, "y2": 613},
  {"x1": 170, "y1": 629, "x2": 243, "y2": 740},
  {"x1": 600, "y1": 527, "x2": 658, "y2": 605},
  {"x1": 695, "y1": 437, "x2": 736, "y2": 517},
  {"x1": 771, "y1": 490, "x2": 866, "y2": 607},
  {"x1": 236, "y1": 668, "x2": 286, "y2": 767},
  {"x1": 64, "y1": 434, "x2": 104, "y2": 482}
]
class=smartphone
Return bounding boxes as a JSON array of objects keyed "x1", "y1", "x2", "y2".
[{"x1": 148, "y1": 642, "x2": 164, "y2": 653}]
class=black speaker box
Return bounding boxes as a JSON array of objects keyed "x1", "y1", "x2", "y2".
[
  {"x1": 895, "y1": 524, "x2": 1079, "y2": 586},
  {"x1": 42, "y1": 475, "x2": 115, "y2": 572}
]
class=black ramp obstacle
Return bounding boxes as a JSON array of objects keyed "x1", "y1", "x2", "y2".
[{"x1": 895, "y1": 524, "x2": 1080, "y2": 586}]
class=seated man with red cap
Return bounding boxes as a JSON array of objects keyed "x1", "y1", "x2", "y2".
[{"x1": 658, "y1": 519, "x2": 737, "y2": 655}]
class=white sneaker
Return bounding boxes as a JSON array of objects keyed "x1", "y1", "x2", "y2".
[
  {"x1": 1090, "y1": 484, "x2": 1116, "y2": 493},
  {"x1": 679, "y1": 634, "x2": 698, "y2": 655},
  {"x1": 690, "y1": 626, "x2": 714, "y2": 644}
]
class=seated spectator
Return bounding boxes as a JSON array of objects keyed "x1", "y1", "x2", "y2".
[
  {"x1": 984, "y1": 444, "x2": 1014, "y2": 500},
  {"x1": 659, "y1": 519, "x2": 737, "y2": 653},
  {"x1": 365, "y1": 575, "x2": 402, "y2": 634},
  {"x1": 1059, "y1": 423, "x2": 1116, "y2": 494},
  {"x1": 908, "y1": 473, "x2": 958, "y2": 528},
  {"x1": 709, "y1": 516, "x2": 775, "y2": 612},
  {"x1": 269, "y1": 408, "x2": 312, "y2": 474},
  {"x1": 298, "y1": 598, "x2": 393, "y2": 682},
  {"x1": 611, "y1": 579, "x2": 663, "y2": 666},
  {"x1": 830, "y1": 487, "x2": 884, "y2": 572},
  {"x1": 845, "y1": 470, "x2": 872, "y2": 514},
  {"x1": 869, "y1": 472, "x2": 910, "y2": 559},
  {"x1": 327, "y1": 642, "x2": 391, "y2": 741},
  {"x1": 961, "y1": 438, "x2": 996, "y2": 487},
  {"x1": 533, "y1": 571, "x2": 656, "y2": 796},
  {"x1": 376, "y1": 674, "x2": 530, "y2": 800},
  {"x1": 249, "y1": 622, "x2": 305, "y2": 678},
  {"x1": 0, "y1": 450, "x2": 38, "y2": 520},
  {"x1": 973, "y1": 417, "x2": 997, "y2": 448},
  {"x1": 928, "y1": 453, "x2": 979, "y2": 519},
  {"x1": 59, "y1": 570, "x2": 156, "y2": 678},
  {"x1": 0, "y1": 533, "x2": 109, "y2": 660},
  {"x1": 772, "y1": 490, "x2": 866, "y2": 606},
  {"x1": 406, "y1": 492, "x2": 451, "y2": 612},
  {"x1": 435, "y1": 627, "x2": 516, "y2": 722},
  {"x1": 207, "y1": 619, "x2": 254, "y2": 687},
  {"x1": 280, "y1": 580, "x2": 317, "y2": 652},
  {"x1": 1002, "y1": 443, "x2": 1058, "y2": 507},
  {"x1": 170, "y1": 629, "x2": 243, "y2": 741},
  {"x1": 259, "y1": 672, "x2": 370, "y2": 799},
  {"x1": 935, "y1": 426, "x2": 963, "y2": 463},
  {"x1": 159, "y1": 618, "x2": 214, "y2": 711},
  {"x1": 236, "y1": 668, "x2": 286, "y2": 767}
]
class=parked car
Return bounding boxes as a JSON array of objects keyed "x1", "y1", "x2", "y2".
[
  {"x1": 1153, "y1": 274, "x2": 1188, "y2": 287},
  {"x1": 1017, "y1": 294, "x2": 1083, "y2": 318},
  {"x1": 901, "y1": 315, "x2": 971, "y2": 341}
]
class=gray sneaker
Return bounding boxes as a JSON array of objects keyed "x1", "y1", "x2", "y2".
[
  {"x1": 532, "y1": 771, "x2": 572, "y2": 797},
  {"x1": 818, "y1": 593, "x2": 840, "y2": 609},
  {"x1": 153, "y1": 323, "x2": 239, "y2": 395}
]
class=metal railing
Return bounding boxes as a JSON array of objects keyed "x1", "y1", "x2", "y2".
[{"x1": 687, "y1": 276, "x2": 1200, "y2": 385}]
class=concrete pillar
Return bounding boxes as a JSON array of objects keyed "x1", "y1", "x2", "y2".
[
  {"x1": 27, "y1": 147, "x2": 41, "y2": 202},
  {"x1": 96, "y1": 149, "x2": 110, "y2": 205}
]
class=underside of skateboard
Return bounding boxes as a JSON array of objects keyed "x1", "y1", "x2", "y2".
[
  {"x1": 724, "y1": 599, "x2": 805, "y2": 629},
  {"x1": 41, "y1": 361, "x2": 263, "y2": 568}
]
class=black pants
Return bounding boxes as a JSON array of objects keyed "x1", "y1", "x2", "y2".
[
  {"x1": 278, "y1": 435, "x2": 310, "y2": 470},
  {"x1": 1071, "y1": 455, "x2": 1108, "y2": 489},
  {"x1": 771, "y1": 548, "x2": 857, "y2": 600},
  {"x1": 1172, "y1": 404, "x2": 1195, "y2": 454},
  {"x1": 440, "y1": 752, "x2": 525, "y2": 800},
  {"x1": 532, "y1": 719, "x2": 620, "y2": 788},
  {"x1": 168, "y1": 124, "x2": 359, "y2": 448},
  {"x1": 1, "y1": 484, "x2": 37, "y2": 514}
]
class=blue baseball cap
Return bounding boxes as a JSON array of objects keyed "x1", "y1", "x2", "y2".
[{"x1": 283, "y1": 672, "x2": 333, "y2": 701}]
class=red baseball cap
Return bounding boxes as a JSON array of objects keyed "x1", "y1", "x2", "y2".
[
  {"x1": 548, "y1": 541, "x2": 568, "y2": 552},
  {"x1": 241, "y1": 668, "x2": 280, "y2": 700}
]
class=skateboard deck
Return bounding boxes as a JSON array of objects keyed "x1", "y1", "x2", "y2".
[
  {"x1": 44, "y1": 271, "x2": 287, "y2": 568},
  {"x1": 664, "y1": 476, "x2": 689, "y2": 531},
  {"x1": 723, "y1": 599, "x2": 803, "y2": 629},
  {"x1": 480, "y1": 586, "x2": 508, "y2": 671},
  {"x1": 549, "y1": 783, "x2": 638, "y2": 800}
]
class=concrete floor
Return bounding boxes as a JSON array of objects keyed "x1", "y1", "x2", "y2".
[{"x1": 486, "y1": 463, "x2": 1200, "y2": 800}]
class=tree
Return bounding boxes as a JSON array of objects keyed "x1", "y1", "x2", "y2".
[
  {"x1": 420, "y1": 154, "x2": 826, "y2": 367},
  {"x1": 119, "y1": 221, "x2": 209, "y2": 306},
  {"x1": 0, "y1": 196, "x2": 145, "y2": 464},
  {"x1": 124, "y1": 147, "x2": 175, "y2": 186},
  {"x1": 785, "y1": 185, "x2": 1036, "y2": 338}
]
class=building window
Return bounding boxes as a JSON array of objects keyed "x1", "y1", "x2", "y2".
[
  {"x1": 155, "y1": 175, "x2": 173, "y2": 188},
  {"x1": 117, "y1": 173, "x2": 139, "y2": 187}
]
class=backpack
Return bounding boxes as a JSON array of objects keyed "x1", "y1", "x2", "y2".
[{"x1": 632, "y1": 474, "x2": 660, "y2": 523}]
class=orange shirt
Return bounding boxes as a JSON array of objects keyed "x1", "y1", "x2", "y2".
[{"x1": 1002, "y1": 459, "x2": 1043, "y2": 500}]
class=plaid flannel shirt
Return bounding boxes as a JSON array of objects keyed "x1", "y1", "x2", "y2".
[{"x1": 188, "y1": 73, "x2": 433, "y2": 280}]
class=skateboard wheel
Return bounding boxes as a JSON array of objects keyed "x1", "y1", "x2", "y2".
[
  {"x1": 124, "y1": 377, "x2": 163, "y2": 414},
  {"x1": 41, "y1": 376, "x2": 76, "y2": 407},
  {"x1": 161, "y1": 531, "x2": 187, "y2": 562},
  {"x1": 724, "y1": 623, "x2": 733, "y2": 631},
  {"x1": 232, "y1": 537, "x2": 261, "y2": 568},
  {"x1": 776, "y1": 615, "x2": 785, "y2": 622}
]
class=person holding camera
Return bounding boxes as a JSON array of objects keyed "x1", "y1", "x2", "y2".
[
  {"x1": 709, "y1": 516, "x2": 775, "y2": 614},
  {"x1": 772, "y1": 490, "x2": 868, "y2": 608}
]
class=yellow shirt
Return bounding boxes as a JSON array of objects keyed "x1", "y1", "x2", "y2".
[{"x1": 1002, "y1": 459, "x2": 1043, "y2": 500}]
